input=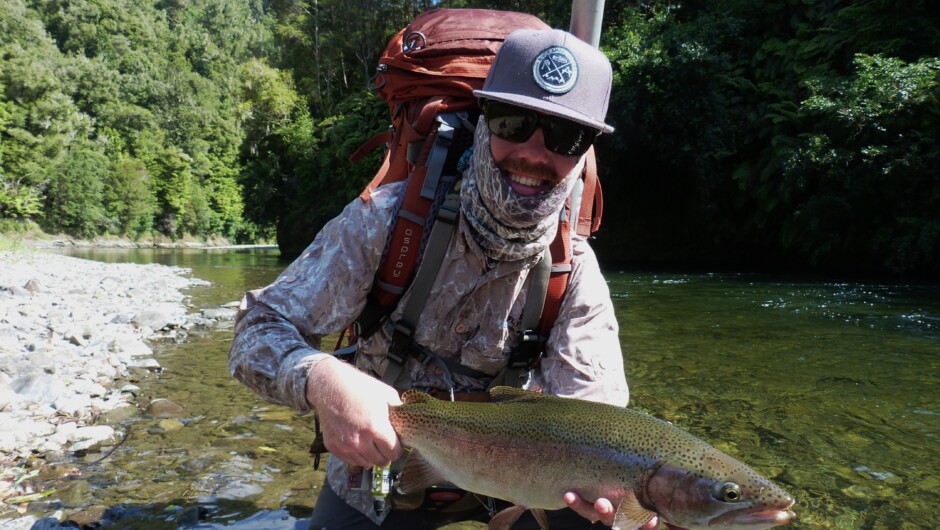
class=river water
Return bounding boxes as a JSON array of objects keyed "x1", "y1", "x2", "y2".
[{"x1": 23, "y1": 248, "x2": 940, "y2": 529}]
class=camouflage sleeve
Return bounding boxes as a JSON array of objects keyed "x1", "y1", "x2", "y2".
[
  {"x1": 228, "y1": 184, "x2": 400, "y2": 413},
  {"x1": 530, "y1": 235, "x2": 630, "y2": 407}
]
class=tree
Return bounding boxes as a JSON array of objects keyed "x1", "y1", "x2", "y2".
[
  {"x1": 105, "y1": 157, "x2": 156, "y2": 239},
  {"x1": 43, "y1": 147, "x2": 110, "y2": 238}
]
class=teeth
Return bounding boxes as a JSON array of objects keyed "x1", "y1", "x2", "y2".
[{"x1": 510, "y1": 173, "x2": 542, "y2": 187}]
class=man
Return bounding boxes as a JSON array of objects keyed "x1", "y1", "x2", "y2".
[{"x1": 230, "y1": 28, "x2": 660, "y2": 529}]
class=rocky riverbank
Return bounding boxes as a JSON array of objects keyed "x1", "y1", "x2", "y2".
[{"x1": 0, "y1": 250, "x2": 237, "y2": 512}]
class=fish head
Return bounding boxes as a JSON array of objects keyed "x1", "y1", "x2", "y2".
[{"x1": 641, "y1": 448, "x2": 795, "y2": 529}]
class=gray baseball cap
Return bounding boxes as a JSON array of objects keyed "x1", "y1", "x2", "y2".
[{"x1": 474, "y1": 29, "x2": 614, "y2": 134}]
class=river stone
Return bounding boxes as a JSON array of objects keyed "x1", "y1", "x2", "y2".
[
  {"x1": 65, "y1": 506, "x2": 109, "y2": 527},
  {"x1": 128, "y1": 357, "x2": 161, "y2": 370},
  {"x1": 146, "y1": 398, "x2": 185, "y2": 418},
  {"x1": 69, "y1": 425, "x2": 117, "y2": 452},
  {"x1": 12, "y1": 373, "x2": 65, "y2": 405},
  {"x1": 158, "y1": 418, "x2": 184, "y2": 431},
  {"x1": 54, "y1": 393, "x2": 93, "y2": 417},
  {"x1": 202, "y1": 307, "x2": 237, "y2": 320},
  {"x1": 57, "y1": 479, "x2": 92, "y2": 507},
  {"x1": 110, "y1": 336, "x2": 153, "y2": 357},
  {"x1": 0, "y1": 325, "x2": 17, "y2": 343},
  {"x1": 133, "y1": 302, "x2": 186, "y2": 330},
  {"x1": 98, "y1": 403, "x2": 138, "y2": 424},
  {"x1": 0, "y1": 380, "x2": 15, "y2": 411},
  {"x1": 0, "y1": 431, "x2": 15, "y2": 452},
  {"x1": 23, "y1": 279, "x2": 43, "y2": 293},
  {"x1": 7, "y1": 285, "x2": 31, "y2": 297}
]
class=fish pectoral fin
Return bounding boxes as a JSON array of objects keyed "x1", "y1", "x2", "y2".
[
  {"x1": 611, "y1": 491, "x2": 656, "y2": 530},
  {"x1": 489, "y1": 386, "x2": 550, "y2": 403},
  {"x1": 531, "y1": 508, "x2": 549, "y2": 530},
  {"x1": 397, "y1": 451, "x2": 446, "y2": 494},
  {"x1": 489, "y1": 505, "x2": 527, "y2": 530}
]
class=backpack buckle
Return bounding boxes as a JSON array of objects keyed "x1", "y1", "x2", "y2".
[
  {"x1": 508, "y1": 330, "x2": 544, "y2": 369},
  {"x1": 388, "y1": 321, "x2": 415, "y2": 365}
]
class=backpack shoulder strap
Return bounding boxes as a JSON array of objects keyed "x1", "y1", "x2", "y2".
[
  {"x1": 381, "y1": 182, "x2": 461, "y2": 387},
  {"x1": 493, "y1": 245, "x2": 552, "y2": 388}
]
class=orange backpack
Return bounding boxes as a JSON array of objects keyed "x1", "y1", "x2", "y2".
[{"x1": 347, "y1": 8, "x2": 604, "y2": 380}]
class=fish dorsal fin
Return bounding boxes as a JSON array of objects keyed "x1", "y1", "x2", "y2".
[
  {"x1": 397, "y1": 451, "x2": 446, "y2": 494},
  {"x1": 612, "y1": 491, "x2": 656, "y2": 530},
  {"x1": 400, "y1": 389, "x2": 432, "y2": 405},
  {"x1": 488, "y1": 386, "x2": 550, "y2": 403}
]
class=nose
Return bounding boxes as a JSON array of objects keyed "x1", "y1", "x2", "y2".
[{"x1": 513, "y1": 127, "x2": 551, "y2": 164}]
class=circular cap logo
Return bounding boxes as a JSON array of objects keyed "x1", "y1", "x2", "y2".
[{"x1": 532, "y1": 46, "x2": 578, "y2": 94}]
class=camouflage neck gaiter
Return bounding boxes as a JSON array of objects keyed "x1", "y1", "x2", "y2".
[{"x1": 460, "y1": 117, "x2": 584, "y2": 262}]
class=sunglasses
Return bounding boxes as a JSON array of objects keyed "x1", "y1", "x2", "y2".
[{"x1": 483, "y1": 101, "x2": 599, "y2": 157}]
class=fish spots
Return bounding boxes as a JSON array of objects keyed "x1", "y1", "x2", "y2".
[{"x1": 391, "y1": 388, "x2": 794, "y2": 528}]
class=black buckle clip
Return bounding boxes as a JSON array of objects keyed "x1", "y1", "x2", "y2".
[
  {"x1": 507, "y1": 330, "x2": 543, "y2": 369},
  {"x1": 388, "y1": 322, "x2": 415, "y2": 365}
]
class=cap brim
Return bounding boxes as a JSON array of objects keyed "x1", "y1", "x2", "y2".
[{"x1": 474, "y1": 89, "x2": 615, "y2": 134}]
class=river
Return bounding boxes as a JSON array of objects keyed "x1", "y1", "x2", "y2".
[{"x1": 21, "y1": 248, "x2": 940, "y2": 529}]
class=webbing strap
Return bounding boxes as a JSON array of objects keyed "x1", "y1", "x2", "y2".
[
  {"x1": 497, "y1": 245, "x2": 552, "y2": 387},
  {"x1": 421, "y1": 114, "x2": 461, "y2": 200},
  {"x1": 382, "y1": 186, "x2": 461, "y2": 386}
]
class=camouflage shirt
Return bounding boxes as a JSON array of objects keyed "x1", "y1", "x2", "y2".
[{"x1": 229, "y1": 181, "x2": 629, "y2": 522}]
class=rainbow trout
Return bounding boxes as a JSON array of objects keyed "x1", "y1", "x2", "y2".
[{"x1": 389, "y1": 387, "x2": 795, "y2": 530}]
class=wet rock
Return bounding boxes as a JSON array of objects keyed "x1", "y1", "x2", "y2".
[
  {"x1": 0, "y1": 517, "x2": 62, "y2": 530},
  {"x1": 146, "y1": 398, "x2": 185, "y2": 418},
  {"x1": 56, "y1": 479, "x2": 92, "y2": 508},
  {"x1": 128, "y1": 358, "x2": 161, "y2": 371},
  {"x1": 65, "y1": 505, "x2": 108, "y2": 527},
  {"x1": 158, "y1": 418, "x2": 184, "y2": 431},
  {"x1": 110, "y1": 335, "x2": 152, "y2": 357},
  {"x1": 202, "y1": 307, "x2": 237, "y2": 320},
  {"x1": 98, "y1": 403, "x2": 138, "y2": 424},
  {"x1": 133, "y1": 302, "x2": 187, "y2": 331}
]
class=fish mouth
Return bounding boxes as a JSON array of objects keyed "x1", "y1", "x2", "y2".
[{"x1": 708, "y1": 508, "x2": 795, "y2": 528}]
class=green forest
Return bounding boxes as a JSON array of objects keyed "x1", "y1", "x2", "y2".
[{"x1": 1, "y1": 0, "x2": 938, "y2": 276}]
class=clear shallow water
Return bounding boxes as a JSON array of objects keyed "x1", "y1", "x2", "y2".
[{"x1": 12, "y1": 249, "x2": 940, "y2": 529}]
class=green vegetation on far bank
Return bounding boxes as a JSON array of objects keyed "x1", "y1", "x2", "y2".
[{"x1": 1, "y1": 0, "x2": 938, "y2": 276}]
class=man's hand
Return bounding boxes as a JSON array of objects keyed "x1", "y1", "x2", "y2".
[
  {"x1": 563, "y1": 492, "x2": 686, "y2": 529},
  {"x1": 306, "y1": 357, "x2": 403, "y2": 468},
  {"x1": 564, "y1": 492, "x2": 616, "y2": 526}
]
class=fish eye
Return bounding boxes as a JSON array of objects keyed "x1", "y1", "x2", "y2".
[{"x1": 716, "y1": 482, "x2": 743, "y2": 502}]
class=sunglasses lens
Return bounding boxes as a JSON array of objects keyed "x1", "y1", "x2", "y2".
[
  {"x1": 485, "y1": 103, "x2": 538, "y2": 143},
  {"x1": 543, "y1": 119, "x2": 597, "y2": 157},
  {"x1": 484, "y1": 101, "x2": 598, "y2": 157}
]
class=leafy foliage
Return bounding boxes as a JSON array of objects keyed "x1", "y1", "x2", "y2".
[
  {"x1": 0, "y1": 0, "x2": 264, "y2": 241},
  {"x1": 1, "y1": 0, "x2": 936, "y2": 275},
  {"x1": 602, "y1": 0, "x2": 940, "y2": 275}
]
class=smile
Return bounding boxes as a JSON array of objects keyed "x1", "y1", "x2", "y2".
[{"x1": 509, "y1": 173, "x2": 544, "y2": 188}]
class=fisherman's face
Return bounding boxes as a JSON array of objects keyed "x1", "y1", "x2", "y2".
[
  {"x1": 484, "y1": 101, "x2": 597, "y2": 197},
  {"x1": 489, "y1": 129, "x2": 582, "y2": 197}
]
